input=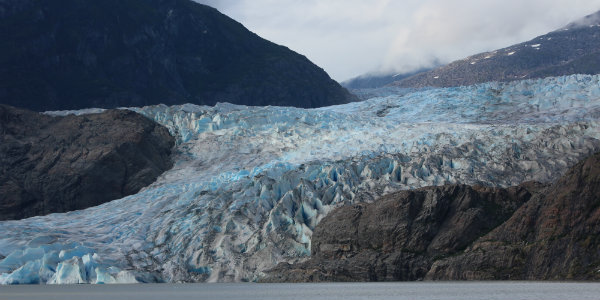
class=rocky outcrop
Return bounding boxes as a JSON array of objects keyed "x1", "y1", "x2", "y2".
[
  {"x1": 427, "y1": 152, "x2": 600, "y2": 280},
  {"x1": 262, "y1": 152, "x2": 600, "y2": 282},
  {"x1": 262, "y1": 183, "x2": 544, "y2": 282},
  {"x1": 393, "y1": 11, "x2": 600, "y2": 88},
  {"x1": 0, "y1": 105, "x2": 174, "y2": 220},
  {"x1": 0, "y1": 0, "x2": 354, "y2": 111}
]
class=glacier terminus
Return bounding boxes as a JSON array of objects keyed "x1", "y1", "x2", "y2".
[{"x1": 1, "y1": 74, "x2": 599, "y2": 284}]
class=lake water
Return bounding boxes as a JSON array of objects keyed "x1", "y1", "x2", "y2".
[{"x1": 1, "y1": 282, "x2": 599, "y2": 300}]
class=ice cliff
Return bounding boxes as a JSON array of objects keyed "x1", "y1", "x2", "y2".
[{"x1": 1, "y1": 74, "x2": 599, "y2": 284}]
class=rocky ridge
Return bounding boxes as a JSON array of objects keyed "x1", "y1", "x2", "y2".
[
  {"x1": 341, "y1": 68, "x2": 432, "y2": 90},
  {"x1": 393, "y1": 11, "x2": 600, "y2": 88}
]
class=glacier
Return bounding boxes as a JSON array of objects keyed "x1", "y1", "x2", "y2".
[{"x1": 1, "y1": 74, "x2": 600, "y2": 284}]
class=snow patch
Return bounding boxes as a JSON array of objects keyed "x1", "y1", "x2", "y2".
[{"x1": 44, "y1": 108, "x2": 107, "y2": 116}]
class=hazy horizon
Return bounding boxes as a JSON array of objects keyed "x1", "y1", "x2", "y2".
[{"x1": 196, "y1": 0, "x2": 600, "y2": 81}]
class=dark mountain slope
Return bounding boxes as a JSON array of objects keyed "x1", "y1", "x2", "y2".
[
  {"x1": 0, "y1": 0, "x2": 353, "y2": 111},
  {"x1": 393, "y1": 11, "x2": 600, "y2": 88},
  {"x1": 0, "y1": 105, "x2": 174, "y2": 220},
  {"x1": 262, "y1": 152, "x2": 600, "y2": 282}
]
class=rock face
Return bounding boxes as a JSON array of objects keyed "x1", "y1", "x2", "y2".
[
  {"x1": 0, "y1": 105, "x2": 174, "y2": 220},
  {"x1": 262, "y1": 152, "x2": 600, "y2": 282},
  {"x1": 427, "y1": 152, "x2": 600, "y2": 280},
  {"x1": 393, "y1": 11, "x2": 600, "y2": 88},
  {"x1": 0, "y1": 0, "x2": 353, "y2": 111},
  {"x1": 262, "y1": 183, "x2": 543, "y2": 282}
]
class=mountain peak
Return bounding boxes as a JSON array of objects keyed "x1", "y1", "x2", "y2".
[{"x1": 393, "y1": 10, "x2": 600, "y2": 88}]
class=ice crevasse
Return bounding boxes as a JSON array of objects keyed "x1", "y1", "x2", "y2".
[{"x1": 1, "y1": 74, "x2": 600, "y2": 284}]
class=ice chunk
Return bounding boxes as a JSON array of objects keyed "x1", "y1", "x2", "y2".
[
  {"x1": 115, "y1": 271, "x2": 139, "y2": 284},
  {"x1": 94, "y1": 267, "x2": 117, "y2": 284},
  {"x1": 49, "y1": 257, "x2": 86, "y2": 284},
  {"x1": 0, "y1": 247, "x2": 45, "y2": 273},
  {"x1": 59, "y1": 245, "x2": 93, "y2": 261},
  {"x1": 0, "y1": 260, "x2": 42, "y2": 284}
]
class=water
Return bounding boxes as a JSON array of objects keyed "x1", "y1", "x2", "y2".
[{"x1": 1, "y1": 282, "x2": 599, "y2": 300}]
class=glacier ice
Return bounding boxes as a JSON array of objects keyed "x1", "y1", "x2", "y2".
[{"x1": 2, "y1": 74, "x2": 600, "y2": 284}]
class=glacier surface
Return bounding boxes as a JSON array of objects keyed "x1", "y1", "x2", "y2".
[{"x1": 1, "y1": 74, "x2": 600, "y2": 284}]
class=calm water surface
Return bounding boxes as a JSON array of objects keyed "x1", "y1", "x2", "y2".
[{"x1": 1, "y1": 282, "x2": 599, "y2": 300}]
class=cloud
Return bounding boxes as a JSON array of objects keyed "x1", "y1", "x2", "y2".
[
  {"x1": 195, "y1": 0, "x2": 600, "y2": 81},
  {"x1": 567, "y1": 9, "x2": 600, "y2": 28}
]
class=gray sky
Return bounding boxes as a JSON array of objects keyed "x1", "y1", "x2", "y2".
[{"x1": 196, "y1": 0, "x2": 600, "y2": 81}]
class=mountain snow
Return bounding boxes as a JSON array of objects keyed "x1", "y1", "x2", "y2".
[{"x1": 1, "y1": 74, "x2": 600, "y2": 284}]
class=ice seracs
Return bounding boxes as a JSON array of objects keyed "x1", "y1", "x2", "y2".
[{"x1": 1, "y1": 74, "x2": 599, "y2": 284}]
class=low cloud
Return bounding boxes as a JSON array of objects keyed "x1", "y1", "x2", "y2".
[{"x1": 195, "y1": 0, "x2": 600, "y2": 81}]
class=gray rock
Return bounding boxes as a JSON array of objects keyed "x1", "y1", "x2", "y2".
[
  {"x1": 0, "y1": 105, "x2": 174, "y2": 220},
  {"x1": 262, "y1": 183, "x2": 542, "y2": 282},
  {"x1": 427, "y1": 152, "x2": 600, "y2": 280}
]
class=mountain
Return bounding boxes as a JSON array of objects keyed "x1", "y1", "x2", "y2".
[
  {"x1": 0, "y1": 74, "x2": 598, "y2": 284},
  {"x1": 393, "y1": 11, "x2": 600, "y2": 88},
  {"x1": 341, "y1": 68, "x2": 431, "y2": 89},
  {"x1": 0, "y1": 0, "x2": 354, "y2": 111},
  {"x1": 0, "y1": 105, "x2": 174, "y2": 221},
  {"x1": 262, "y1": 151, "x2": 600, "y2": 282}
]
